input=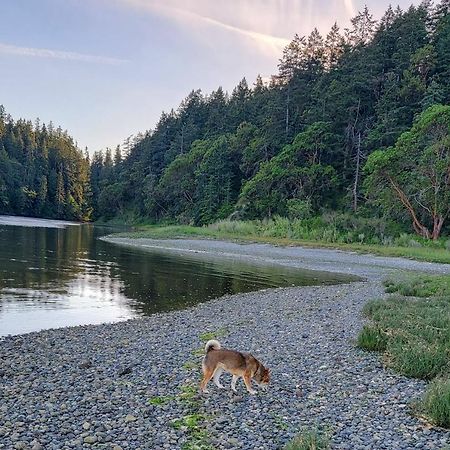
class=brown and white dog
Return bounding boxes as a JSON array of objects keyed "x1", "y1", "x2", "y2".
[{"x1": 200, "y1": 340, "x2": 270, "y2": 395}]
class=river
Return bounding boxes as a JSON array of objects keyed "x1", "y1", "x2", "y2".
[{"x1": 0, "y1": 216, "x2": 353, "y2": 336}]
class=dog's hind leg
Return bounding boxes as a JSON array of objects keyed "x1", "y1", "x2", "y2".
[
  {"x1": 231, "y1": 375, "x2": 239, "y2": 393},
  {"x1": 200, "y1": 366, "x2": 214, "y2": 393},
  {"x1": 213, "y1": 368, "x2": 225, "y2": 389}
]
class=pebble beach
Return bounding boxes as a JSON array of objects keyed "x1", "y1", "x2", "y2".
[{"x1": 1, "y1": 238, "x2": 450, "y2": 450}]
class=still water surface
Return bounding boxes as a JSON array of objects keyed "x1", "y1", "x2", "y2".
[{"x1": 0, "y1": 216, "x2": 354, "y2": 336}]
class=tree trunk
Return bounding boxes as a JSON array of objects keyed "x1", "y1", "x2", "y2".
[
  {"x1": 431, "y1": 215, "x2": 445, "y2": 240},
  {"x1": 352, "y1": 132, "x2": 361, "y2": 212}
]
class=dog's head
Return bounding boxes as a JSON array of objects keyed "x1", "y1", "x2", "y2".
[{"x1": 255, "y1": 366, "x2": 271, "y2": 390}]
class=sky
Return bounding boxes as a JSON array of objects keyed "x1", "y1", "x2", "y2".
[{"x1": 1, "y1": 0, "x2": 420, "y2": 152}]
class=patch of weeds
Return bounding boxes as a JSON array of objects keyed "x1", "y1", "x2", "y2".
[
  {"x1": 171, "y1": 413, "x2": 213, "y2": 450},
  {"x1": 389, "y1": 338, "x2": 448, "y2": 380},
  {"x1": 191, "y1": 347, "x2": 205, "y2": 357},
  {"x1": 272, "y1": 413, "x2": 289, "y2": 431},
  {"x1": 284, "y1": 428, "x2": 330, "y2": 450},
  {"x1": 420, "y1": 378, "x2": 450, "y2": 428},
  {"x1": 172, "y1": 380, "x2": 213, "y2": 449},
  {"x1": 178, "y1": 383, "x2": 199, "y2": 407},
  {"x1": 357, "y1": 325, "x2": 387, "y2": 351},
  {"x1": 171, "y1": 413, "x2": 206, "y2": 430},
  {"x1": 199, "y1": 327, "x2": 229, "y2": 343},
  {"x1": 183, "y1": 360, "x2": 198, "y2": 370},
  {"x1": 148, "y1": 395, "x2": 174, "y2": 406}
]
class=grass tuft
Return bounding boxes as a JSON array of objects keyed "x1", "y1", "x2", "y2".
[
  {"x1": 148, "y1": 395, "x2": 174, "y2": 405},
  {"x1": 357, "y1": 325, "x2": 387, "y2": 351},
  {"x1": 420, "y1": 378, "x2": 450, "y2": 428},
  {"x1": 284, "y1": 428, "x2": 330, "y2": 450}
]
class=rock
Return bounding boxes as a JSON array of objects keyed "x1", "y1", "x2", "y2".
[
  {"x1": 78, "y1": 360, "x2": 92, "y2": 369},
  {"x1": 125, "y1": 414, "x2": 137, "y2": 423},
  {"x1": 118, "y1": 366, "x2": 133, "y2": 376},
  {"x1": 83, "y1": 435, "x2": 97, "y2": 444}
]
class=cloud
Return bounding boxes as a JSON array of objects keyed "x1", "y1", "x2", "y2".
[
  {"x1": 0, "y1": 42, "x2": 127, "y2": 65},
  {"x1": 343, "y1": 0, "x2": 356, "y2": 17},
  {"x1": 115, "y1": 0, "x2": 358, "y2": 57},
  {"x1": 116, "y1": 0, "x2": 291, "y2": 56}
]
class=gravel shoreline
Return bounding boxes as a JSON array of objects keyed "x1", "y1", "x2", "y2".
[{"x1": 1, "y1": 239, "x2": 450, "y2": 449}]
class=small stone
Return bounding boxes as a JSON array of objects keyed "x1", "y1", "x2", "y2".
[
  {"x1": 125, "y1": 414, "x2": 137, "y2": 423},
  {"x1": 84, "y1": 435, "x2": 97, "y2": 444},
  {"x1": 82, "y1": 422, "x2": 91, "y2": 430},
  {"x1": 14, "y1": 443, "x2": 27, "y2": 450},
  {"x1": 118, "y1": 366, "x2": 133, "y2": 376},
  {"x1": 78, "y1": 360, "x2": 92, "y2": 369}
]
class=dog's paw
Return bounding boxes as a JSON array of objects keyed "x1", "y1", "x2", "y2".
[{"x1": 248, "y1": 390, "x2": 257, "y2": 395}]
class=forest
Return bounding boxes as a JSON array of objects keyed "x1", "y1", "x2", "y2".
[
  {"x1": 0, "y1": 106, "x2": 91, "y2": 221},
  {"x1": 1, "y1": 1, "x2": 450, "y2": 239}
]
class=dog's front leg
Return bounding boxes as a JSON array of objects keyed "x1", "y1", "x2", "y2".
[
  {"x1": 243, "y1": 373, "x2": 257, "y2": 395},
  {"x1": 231, "y1": 375, "x2": 239, "y2": 393}
]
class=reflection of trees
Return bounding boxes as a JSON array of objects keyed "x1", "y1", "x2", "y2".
[
  {"x1": 96, "y1": 243, "x2": 356, "y2": 316},
  {"x1": 0, "y1": 224, "x2": 92, "y2": 293},
  {"x1": 0, "y1": 221, "x2": 357, "y2": 318}
]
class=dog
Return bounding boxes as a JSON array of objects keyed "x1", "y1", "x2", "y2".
[{"x1": 199, "y1": 340, "x2": 270, "y2": 395}]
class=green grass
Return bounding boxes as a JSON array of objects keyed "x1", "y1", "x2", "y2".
[
  {"x1": 384, "y1": 274, "x2": 450, "y2": 297},
  {"x1": 112, "y1": 218, "x2": 450, "y2": 264},
  {"x1": 284, "y1": 428, "x2": 330, "y2": 450},
  {"x1": 420, "y1": 378, "x2": 450, "y2": 428},
  {"x1": 358, "y1": 274, "x2": 450, "y2": 428},
  {"x1": 148, "y1": 395, "x2": 174, "y2": 405},
  {"x1": 357, "y1": 325, "x2": 387, "y2": 352},
  {"x1": 199, "y1": 327, "x2": 228, "y2": 343}
]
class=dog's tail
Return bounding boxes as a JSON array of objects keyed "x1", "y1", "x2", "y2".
[{"x1": 204, "y1": 339, "x2": 221, "y2": 353}]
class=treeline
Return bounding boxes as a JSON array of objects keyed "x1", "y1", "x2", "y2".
[
  {"x1": 91, "y1": 1, "x2": 450, "y2": 238},
  {"x1": 3, "y1": 2, "x2": 449, "y2": 237},
  {"x1": 0, "y1": 107, "x2": 91, "y2": 221}
]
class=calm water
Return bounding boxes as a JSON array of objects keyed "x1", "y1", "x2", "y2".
[{"x1": 0, "y1": 217, "x2": 355, "y2": 336}]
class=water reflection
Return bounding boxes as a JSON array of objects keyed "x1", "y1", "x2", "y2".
[{"x1": 0, "y1": 219, "x2": 356, "y2": 336}]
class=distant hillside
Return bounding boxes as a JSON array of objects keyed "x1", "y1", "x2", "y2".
[{"x1": 0, "y1": 107, "x2": 91, "y2": 221}]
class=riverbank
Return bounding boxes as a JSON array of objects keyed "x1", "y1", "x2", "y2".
[
  {"x1": 1, "y1": 240, "x2": 450, "y2": 449},
  {"x1": 113, "y1": 222, "x2": 450, "y2": 264}
]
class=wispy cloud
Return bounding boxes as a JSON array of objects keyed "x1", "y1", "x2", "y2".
[
  {"x1": 343, "y1": 0, "x2": 356, "y2": 17},
  {"x1": 0, "y1": 42, "x2": 127, "y2": 65},
  {"x1": 115, "y1": 0, "x2": 358, "y2": 57},
  {"x1": 116, "y1": 0, "x2": 290, "y2": 56}
]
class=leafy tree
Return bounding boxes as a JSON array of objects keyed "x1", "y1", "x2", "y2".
[
  {"x1": 240, "y1": 123, "x2": 338, "y2": 217},
  {"x1": 364, "y1": 104, "x2": 450, "y2": 239}
]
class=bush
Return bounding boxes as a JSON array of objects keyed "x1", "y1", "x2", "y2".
[{"x1": 421, "y1": 378, "x2": 450, "y2": 428}]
